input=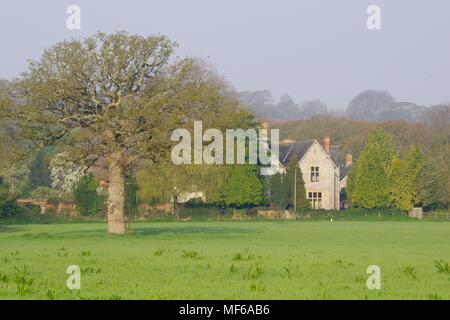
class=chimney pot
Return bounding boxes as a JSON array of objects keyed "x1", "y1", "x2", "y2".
[
  {"x1": 345, "y1": 153, "x2": 353, "y2": 167},
  {"x1": 323, "y1": 135, "x2": 330, "y2": 154}
]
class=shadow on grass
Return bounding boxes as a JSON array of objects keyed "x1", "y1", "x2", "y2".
[
  {"x1": 132, "y1": 225, "x2": 256, "y2": 236},
  {"x1": 16, "y1": 224, "x2": 257, "y2": 240}
]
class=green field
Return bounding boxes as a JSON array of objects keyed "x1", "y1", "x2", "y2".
[{"x1": 0, "y1": 221, "x2": 449, "y2": 300}]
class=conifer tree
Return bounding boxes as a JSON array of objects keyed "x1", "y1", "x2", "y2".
[
  {"x1": 29, "y1": 149, "x2": 51, "y2": 188},
  {"x1": 348, "y1": 128, "x2": 394, "y2": 208},
  {"x1": 389, "y1": 145, "x2": 425, "y2": 212},
  {"x1": 220, "y1": 165, "x2": 264, "y2": 207},
  {"x1": 73, "y1": 173, "x2": 102, "y2": 216},
  {"x1": 269, "y1": 172, "x2": 289, "y2": 210}
]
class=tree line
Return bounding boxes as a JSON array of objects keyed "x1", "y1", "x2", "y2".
[
  {"x1": 239, "y1": 89, "x2": 441, "y2": 123},
  {"x1": 347, "y1": 128, "x2": 426, "y2": 212},
  {"x1": 0, "y1": 32, "x2": 448, "y2": 232}
]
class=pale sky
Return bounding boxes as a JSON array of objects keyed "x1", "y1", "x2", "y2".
[{"x1": 0, "y1": 0, "x2": 449, "y2": 108}]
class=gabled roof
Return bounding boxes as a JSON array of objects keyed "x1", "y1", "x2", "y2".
[
  {"x1": 277, "y1": 140, "x2": 352, "y2": 181},
  {"x1": 278, "y1": 141, "x2": 315, "y2": 165}
]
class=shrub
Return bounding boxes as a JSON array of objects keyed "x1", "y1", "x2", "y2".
[
  {"x1": 220, "y1": 165, "x2": 264, "y2": 207},
  {"x1": 0, "y1": 183, "x2": 21, "y2": 218},
  {"x1": 0, "y1": 198, "x2": 21, "y2": 218}
]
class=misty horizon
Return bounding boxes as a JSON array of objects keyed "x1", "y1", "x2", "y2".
[{"x1": 1, "y1": 0, "x2": 450, "y2": 109}]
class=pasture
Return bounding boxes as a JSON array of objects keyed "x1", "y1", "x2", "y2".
[{"x1": 0, "y1": 221, "x2": 449, "y2": 299}]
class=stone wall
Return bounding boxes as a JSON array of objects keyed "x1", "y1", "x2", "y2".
[
  {"x1": 17, "y1": 199, "x2": 79, "y2": 218},
  {"x1": 408, "y1": 207, "x2": 423, "y2": 220},
  {"x1": 257, "y1": 209, "x2": 295, "y2": 220}
]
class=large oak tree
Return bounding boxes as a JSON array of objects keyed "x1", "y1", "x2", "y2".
[{"x1": 17, "y1": 31, "x2": 245, "y2": 233}]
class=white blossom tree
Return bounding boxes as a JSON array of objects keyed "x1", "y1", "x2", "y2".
[{"x1": 50, "y1": 152, "x2": 87, "y2": 193}]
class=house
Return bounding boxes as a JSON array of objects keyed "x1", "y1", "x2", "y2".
[{"x1": 269, "y1": 135, "x2": 352, "y2": 210}]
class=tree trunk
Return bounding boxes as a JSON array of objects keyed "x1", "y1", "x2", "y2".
[
  {"x1": 172, "y1": 193, "x2": 180, "y2": 220},
  {"x1": 107, "y1": 151, "x2": 126, "y2": 234}
]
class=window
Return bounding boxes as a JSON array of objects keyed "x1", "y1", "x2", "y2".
[
  {"x1": 308, "y1": 192, "x2": 322, "y2": 209},
  {"x1": 310, "y1": 166, "x2": 319, "y2": 182}
]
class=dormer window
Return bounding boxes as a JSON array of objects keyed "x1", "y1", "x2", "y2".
[{"x1": 310, "y1": 166, "x2": 319, "y2": 182}]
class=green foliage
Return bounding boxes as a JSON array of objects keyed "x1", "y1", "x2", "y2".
[
  {"x1": 423, "y1": 106, "x2": 450, "y2": 208},
  {"x1": 135, "y1": 109, "x2": 258, "y2": 207},
  {"x1": 0, "y1": 197, "x2": 21, "y2": 218},
  {"x1": 389, "y1": 146, "x2": 425, "y2": 212},
  {"x1": 285, "y1": 155, "x2": 309, "y2": 211},
  {"x1": 418, "y1": 161, "x2": 444, "y2": 209},
  {"x1": 29, "y1": 150, "x2": 51, "y2": 188},
  {"x1": 0, "y1": 182, "x2": 9, "y2": 200},
  {"x1": 14, "y1": 266, "x2": 36, "y2": 296},
  {"x1": 340, "y1": 188, "x2": 347, "y2": 205},
  {"x1": 1, "y1": 163, "x2": 31, "y2": 197},
  {"x1": 220, "y1": 165, "x2": 264, "y2": 207},
  {"x1": 349, "y1": 128, "x2": 427, "y2": 211},
  {"x1": 125, "y1": 176, "x2": 138, "y2": 217},
  {"x1": 417, "y1": 141, "x2": 450, "y2": 209},
  {"x1": 348, "y1": 128, "x2": 395, "y2": 209},
  {"x1": 16, "y1": 31, "x2": 252, "y2": 231},
  {"x1": 137, "y1": 162, "x2": 200, "y2": 211},
  {"x1": 434, "y1": 260, "x2": 450, "y2": 275},
  {"x1": 0, "y1": 182, "x2": 21, "y2": 218},
  {"x1": 269, "y1": 173, "x2": 289, "y2": 210},
  {"x1": 275, "y1": 107, "x2": 449, "y2": 210},
  {"x1": 29, "y1": 186, "x2": 59, "y2": 199},
  {"x1": 269, "y1": 155, "x2": 308, "y2": 211},
  {"x1": 73, "y1": 173, "x2": 103, "y2": 216}
]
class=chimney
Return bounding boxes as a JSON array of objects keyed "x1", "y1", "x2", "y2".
[
  {"x1": 345, "y1": 153, "x2": 353, "y2": 167},
  {"x1": 322, "y1": 135, "x2": 330, "y2": 154}
]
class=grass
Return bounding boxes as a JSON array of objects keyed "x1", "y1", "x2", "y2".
[{"x1": 0, "y1": 221, "x2": 449, "y2": 299}]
